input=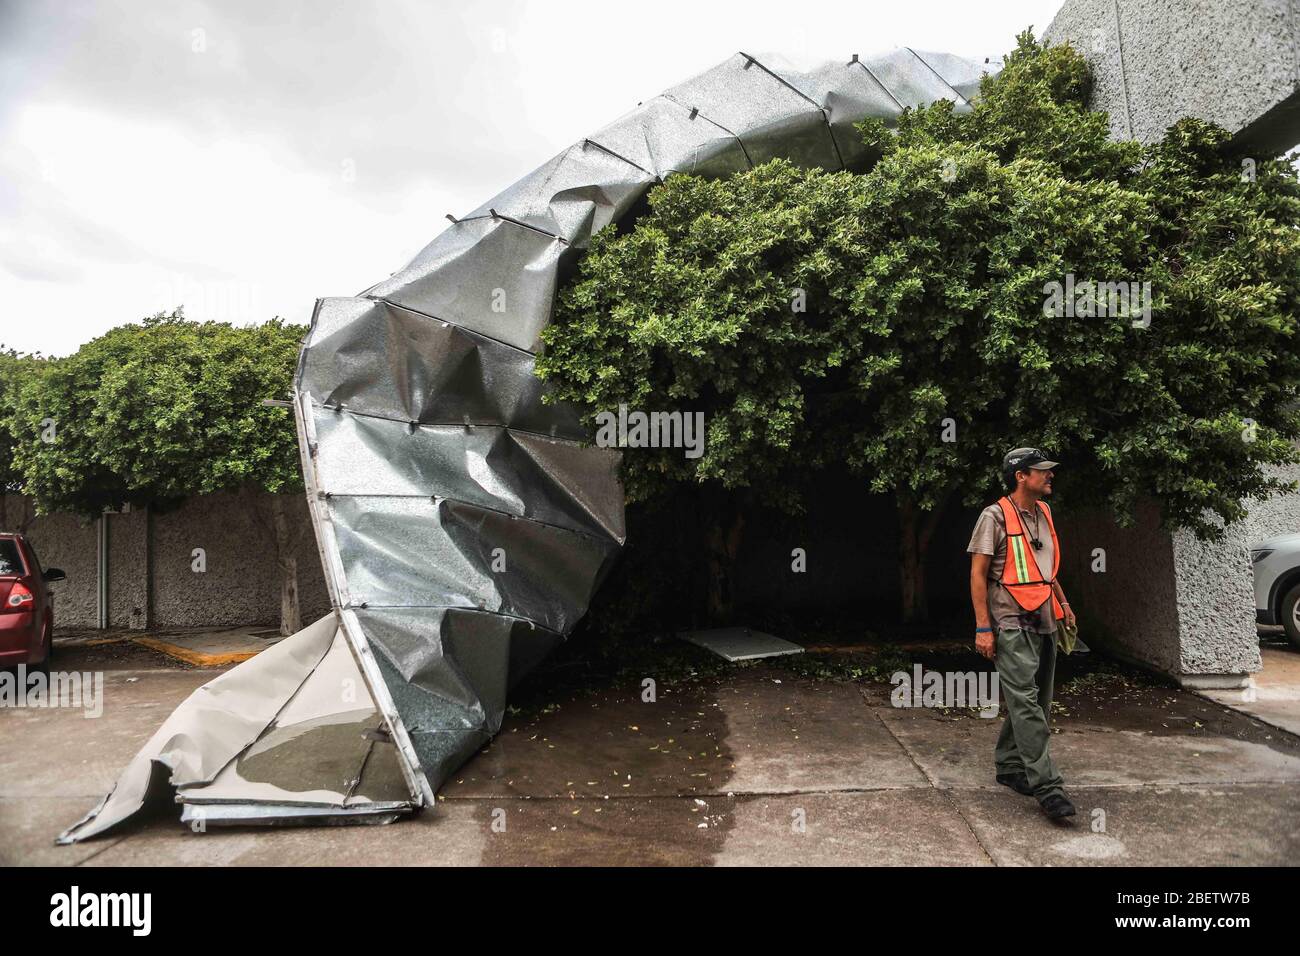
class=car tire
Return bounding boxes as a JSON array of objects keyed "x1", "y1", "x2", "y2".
[{"x1": 1281, "y1": 583, "x2": 1300, "y2": 650}]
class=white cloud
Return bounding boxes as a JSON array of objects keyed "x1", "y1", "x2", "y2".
[{"x1": 0, "y1": 101, "x2": 448, "y2": 352}]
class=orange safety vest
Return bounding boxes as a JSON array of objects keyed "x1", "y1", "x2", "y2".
[{"x1": 996, "y1": 496, "x2": 1064, "y2": 621}]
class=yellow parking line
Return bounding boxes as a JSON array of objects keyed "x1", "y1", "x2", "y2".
[{"x1": 130, "y1": 637, "x2": 258, "y2": 667}]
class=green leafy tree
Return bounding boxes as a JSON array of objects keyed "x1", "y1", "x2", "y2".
[
  {"x1": 538, "y1": 32, "x2": 1300, "y2": 624},
  {"x1": 8, "y1": 311, "x2": 309, "y2": 634},
  {"x1": 0, "y1": 347, "x2": 47, "y2": 533}
]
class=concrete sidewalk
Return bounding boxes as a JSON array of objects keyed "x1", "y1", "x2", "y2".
[
  {"x1": 1198, "y1": 642, "x2": 1300, "y2": 738},
  {"x1": 3, "y1": 641, "x2": 1299, "y2": 866}
]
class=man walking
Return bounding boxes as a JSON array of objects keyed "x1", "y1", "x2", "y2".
[{"x1": 968, "y1": 447, "x2": 1077, "y2": 821}]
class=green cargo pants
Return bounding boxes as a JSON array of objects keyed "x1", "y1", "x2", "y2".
[{"x1": 994, "y1": 627, "x2": 1065, "y2": 801}]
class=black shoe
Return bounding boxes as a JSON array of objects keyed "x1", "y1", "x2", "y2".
[
  {"x1": 996, "y1": 772, "x2": 1034, "y2": 796},
  {"x1": 1040, "y1": 793, "x2": 1076, "y2": 820}
]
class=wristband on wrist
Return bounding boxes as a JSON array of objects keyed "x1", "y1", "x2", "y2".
[{"x1": 975, "y1": 626, "x2": 993, "y2": 633}]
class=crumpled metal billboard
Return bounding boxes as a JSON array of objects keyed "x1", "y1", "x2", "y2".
[{"x1": 61, "y1": 47, "x2": 994, "y2": 841}]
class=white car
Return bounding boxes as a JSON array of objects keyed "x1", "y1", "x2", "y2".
[{"x1": 1251, "y1": 532, "x2": 1300, "y2": 648}]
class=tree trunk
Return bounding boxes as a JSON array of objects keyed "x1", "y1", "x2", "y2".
[
  {"x1": 18, "y1": 497, "x2": 32, "y2": 535},
  {"x1": 246, "y1": 488, "x2": 304, "y2": 637},
  {"x1": 278, "y1": 550, "x2": 301, "y2": 637},
  {"x1": 897, "y1": 493, "x2": 949, "y2": 625},
  {"x1": 268, "y1": 494, "x2": 303, "y2": 636},
  {"x1": 704, "y1": 505, "x2": 745, "y2": 625}
]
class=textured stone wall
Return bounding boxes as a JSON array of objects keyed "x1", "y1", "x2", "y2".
[
  {"x1": 1171, "y1": 528, "x2": 1261, "y2": 680},
  {"x1": 1055, "y1": 499, "x2": 1185, "y2": 675},
  {"x1": 4, "y1": 500, "x2": 100, "y2": 628},
  {"x1": 107, "y1": 507, "x2": 149, "y2": 630},
  {"x1": 1042, "y1": 0, "x2": 1300, "y2": 685},
  {"x1": 1047, "y1": 493, "x2": 1289, "y2": 684},
  {"x1": 1044, "y1": 0, "x2": 1300, "y2": 153},
  {"x1": 149, "y1": 491, "x2": 330, "y2": 629},
  {"x1": 1168, "y1": 463, "x2": 1300, "y2": 680},
  {"x1": 1238, "y1": 462, "x2": 1300, "y2": 543},
  {"x1": 1055, "y1": 487, "x2": 1300, "y2": 685},
  {"x1": 6, "y1": 475, "x2": 1290, "y2": 678},
  {"x1": 1, "y1": 492, "x2": 329, "y2": 632}
]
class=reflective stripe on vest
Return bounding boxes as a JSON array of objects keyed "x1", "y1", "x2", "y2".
[{"x1": 996, "y1": 496, "x2": 1064, "y2": 620}]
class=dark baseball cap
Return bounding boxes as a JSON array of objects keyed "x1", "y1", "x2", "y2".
[{"x1": 1002, "y1": 447, "x2": 1060, "y2": 473}]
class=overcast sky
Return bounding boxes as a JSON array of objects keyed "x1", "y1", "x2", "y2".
[{"x1": 0, "y1": 0, "x2": 1064, "y2": 356}]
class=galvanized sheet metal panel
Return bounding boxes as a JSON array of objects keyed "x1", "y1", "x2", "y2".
[
  {"x1": 180, "y1": 627, "x2": 411, "y2": 810},
  {"x1": 459, "y1": 140, "x2": 658, "y2": 245},
  {"x1": 365, "y1": 216, "x2": 565, "y2": 352},
  {"x1": 328, "y1": 495, "x2": 620, "y2": 631},
  {"x1": 589, "y1": 96, "x2": 752, "y2": 180},
  {"x1": 296, "y1": 46, "x2": 996, "y2": 811},
  {"x1": 67, "y1": 47, "x2": 996, "y2": 840},
  {"x1": 300, "y1": 298, "x2": 589, "y2": 439},
  {"x1": 310, "y1": 412, "x2": 624, "y2": 540},
  {"x1": 58, "y1": 616, "x2": 415, "y2": 842}
]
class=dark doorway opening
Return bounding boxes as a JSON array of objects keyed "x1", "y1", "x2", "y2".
[{"x1": 575, "y1": 465, "x2": 987, "y2": 649}]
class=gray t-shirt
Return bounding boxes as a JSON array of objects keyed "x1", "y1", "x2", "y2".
[{"x1": 967, "y1": 500, "x2": 1057, "y2": 635}]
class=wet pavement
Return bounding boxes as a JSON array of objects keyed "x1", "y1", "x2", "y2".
[
  {"x1": 3, "y1": 636, "x2": 1299, "y2": 866},
  {"x1": 1199, "y1": 637, "x2": 1300, "y2": 737}
]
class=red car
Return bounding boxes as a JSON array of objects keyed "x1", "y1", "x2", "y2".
[{"x1": 0, "y1": 533, "x2": 65, "y2": 670}]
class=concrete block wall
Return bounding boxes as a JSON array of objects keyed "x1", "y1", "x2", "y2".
[
  {"x1": 107, "y1": 506, "x2": 149, "y2": 630},
  {"x1": 1041, "y1": 1, "x2": 1300, "y2": 686},
  {"x1": 1237, "y1": 463, "x2": 1300, "y2": 543},
  {"x1": 1050, "y1": 489, "x2": 1293, "y2": 685},
  {"x1": 0, "y1": 492, "x2": 329, "y2": 632},
  {"x1": 1171, "y1": 526, "x2": 1261, "y2": 682},
  {"x1": 1056, "y1": 500, "x2": 1188, "y2": 676},
  {"x1": 12, "y1": 507, "x2": 99, "y2": 628},
  {"x1": 5, "y1": 478, "x2": 1288, "y2": 685},
  {"x1": 1168, "y1": 465, "x2": 1300, "y2": 683},
  {"x1": 149, "y1": 491, "x2": 330, "y2": 629},
  {"x1": 1044, "y1": 0, "x2": 1300, "y2": 154}
]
